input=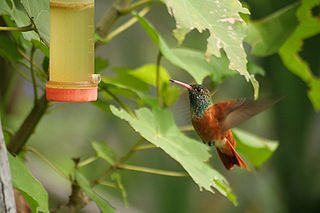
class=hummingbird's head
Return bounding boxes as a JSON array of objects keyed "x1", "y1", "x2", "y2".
[{"x1": 170, "y1": 80, "x2": 211, "y2": 117}]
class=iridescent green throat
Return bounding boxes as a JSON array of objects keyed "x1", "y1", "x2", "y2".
[{"x1": 189, "y1": 90, "x2": 211, "y2": 118}]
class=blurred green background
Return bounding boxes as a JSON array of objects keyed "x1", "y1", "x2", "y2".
[{"x1": 1, "y1": 0, "x2": 320, "y2": 212}]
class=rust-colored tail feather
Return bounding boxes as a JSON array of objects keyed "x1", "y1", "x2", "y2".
[{"x1": 216, "y1": 142, "x2": 250, "y2": 171}]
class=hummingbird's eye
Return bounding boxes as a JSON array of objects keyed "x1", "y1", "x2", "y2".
[{"x1": 195, "y1": 87, "x2": 202, "y2": 93}]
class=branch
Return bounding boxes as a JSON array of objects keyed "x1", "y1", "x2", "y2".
[
  {"x1": 52, "y1": 184, "x2": 90, "y2": 213},
  {"x1": 117, "y1": 164, "x2": 188, "y2": 177},
  {"x1": 0, "y1": 24, "x2": 34, "y2": 32},
  {"x1": 156, "y1": 51, "x2": 162, "y2": 107},
  {"x1": 98, "y1": 6, "x2": 151, "y2": 44},
  {"x1": 96, "y1": 180, "x2": 117, "y2": 189},
  {"x1": 17, "y1": 48, "x2": 48, "y2": 79},
  {"x1": 100, "y1": 82, "x2": 136, "y2": 118},
  {"x1": 119, "y1": 0, "x2": 154, "y2": 15},
  {"x1": 23, "y1": 146, "x2": 72, "y2": 182},
  {"x1": 9, "y1": 64, "x2": 45, "y2": 90},
  {"x1": 30, "y1": 45, "x2": 38, "y2": 105},
  {"x1": 76, "y1": 156, "x2": 98, "y2": 168},
  {"x1": 7, "y1": 93, "x2": 48, "y2": 154},
  {"x1": 96, "y1": 0, "x2": 132, "y2": 43},
  {"x1": 133, "y1": 144, "x2": 158, "y2": 151},
  {"x1": 92, "y1": 138, "x2": 145, "y2": 185}
]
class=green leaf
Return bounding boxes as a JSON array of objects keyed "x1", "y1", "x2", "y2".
[
  {"x1": 42, "y1": 56, "x2": 49, "y2": 73},
  {"x1": 308, "y1": 78, "x2": 320, "y2": 110},
  {"x1": 2, "y1": 14, "x2": 32, "y2": 50},
  {"x1": 247, "y1": 60, "x2": 265, "y2": 76},
  {"x1": 8, "y1": 153, "x2": 49, "y2": 213},
  {"x1": 0, "y1": 34, "x2": 22, "y2": 62},
  {"x1": 103, "y1": 65, "x2": 180, "y2": 107},
  {"x1": 246, "y1": 2, "x2": 300, "y2": 57},
  {"x1": 95, "y1": 57, "x2": 109, "y2": 73},
  {"x1": 232, "y1": 128, "x2": 278, "y2": 168},
  {"x1": 106, "y1": 67, "x2": 150, "y2": 91},
  {"x1": 134, "y1": 15, "x2": 234, "y2": 83},
  {"x1": 20, "y1": 0, "x2": 50, "y2": 45},
  {"x1": 75, "y1": 170, "x2": 114, "y2": 213},
  {"x1": 32, "y1": 39, "x2": 49, "y2": 57},
  {"x1": 100, "y1": 81, "x2": 139, "y2": 100},
  {"x1": 111, "y1": 173, "x2": 128, "y2": 207},
  {"x1": 279, "y1": 0, "x2": 320, "y2": 110},
  {"x1": 91, "y1": 98, "x2": 111, "y2": 113},
  {"x1": 161, "y1": 83, "x2": 180, "y2": 107},
  {"x1": 135, "y1": 14, "x2": 207, "y2": 84},
  {"x1": 110, "y1": 106, "x2": 237, "y2": 205},
  {"x1": 163, "y1": 0, "x2": 259, "y2": 98},
  {"x1": 135, "y1": 14, "x2": 258, "y2": 98},
  {"x1": 170, "y1": 48, "x2": 237, "y2": 84},
  {"x1": 91, "y1": 141, "x2": 116, "y2": 165},
  {"x1": 0, "y1": 0, "x2": 39, "y2": 42}
]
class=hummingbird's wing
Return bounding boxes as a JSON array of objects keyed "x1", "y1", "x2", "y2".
[{"x1": 214, "y1": 98, "x2": 281, "y2": 132}]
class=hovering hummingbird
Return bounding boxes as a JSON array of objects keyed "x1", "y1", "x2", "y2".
[{"x1": 170, "y1": 79, "x2": 280, "y2": 171}]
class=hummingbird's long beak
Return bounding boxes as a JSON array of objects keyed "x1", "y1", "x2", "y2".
[{"x1": 169, "y1": 79, "x2": 192, "y2": 90}]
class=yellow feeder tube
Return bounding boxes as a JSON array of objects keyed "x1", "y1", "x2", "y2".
[{"x1": 46, "y1": 0, "x2": 99, "y2": 102}]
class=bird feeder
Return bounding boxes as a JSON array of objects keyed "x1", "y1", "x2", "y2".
[{"x1": 46, "y1": 0, "x2": 99, "y2": 102}]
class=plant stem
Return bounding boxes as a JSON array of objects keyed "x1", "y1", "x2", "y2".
[
  {"x1": 100, "y1": 83, "x2": 136, "y2": 118},
  {"x1": 7, "y1": 93, "x2": 48, "y2": 154},
  {"x1": 101, "y1": 6, "x2": 151, "y2": 44},
  {"x1": 96, "y1": 0, "x2": 132, "y2": 44},
  {"x1": 10, "y1": 64, "x2": 45, "y2": 90},
  {"x1": 0, "y1": 24, "x2": 34, "y2": 32},
  {"x1": 133, "y1": 144, "x2": 158, "y2": 151},
  {"x1": 30, "y1": 45, "x2": 38, "y2": 105},
  {"x1": 24, "y1": 146, "x2": 71, "y2": 182},
  {"x1": 46, "y1": 103, "x2": 71, "y2": 114},
  {"x1": 92, "y1": 138, "x2": 145, "y2": 185},
  {"x1": 119, "y1": 0, "x2": 154, "y2": 15},
  {"x1": 156, "y1": 51, "x2": 162, "y2": 108},
  {"x1": 117, "y1": 164, "x2": 188, "y2": 177},
  {"x1": 17, "y1": 48, "x2": 48, "y2": 80},
  {"x1": 97, "y1": 180, "x2": 118, "y2": 189},
  {"x1": 76, "y1": 156, "x2": 98, "y2": 168}
]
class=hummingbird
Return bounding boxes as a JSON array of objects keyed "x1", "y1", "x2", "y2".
[{"x1": 170, "y1": 79, "x2": 280, "y2": 171}]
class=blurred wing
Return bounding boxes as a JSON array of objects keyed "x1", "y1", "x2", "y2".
[{"x1": 214, "y1": 98, "x2": 281, "y2": 132}]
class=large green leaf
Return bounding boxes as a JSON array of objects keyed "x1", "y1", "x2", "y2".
[
  {"x1": 95, "y1": 57, "x2": 110, "y2": 73},
  {"x1": 246, "y1": 2, "x2": 300, "y2": 57},
  {"x1": 8, "y1": 153, "x2": 49, "y2": 213},
  {"x1": 135, "y1": 14, "x2": 259, "y2": 98},
  {"x1": 170, "y1": 48, "x2": 237, "y2": 84},
  {"x1": 103, "y1": 64, "x2": 180, "y2": 107},
  {"x1": 0, "y1": 0, "x2": 39, "y2": 43},
  {"x1": 308, "y1": 78, "x2": 320, "y2": 110},
  {"x1": 20, "y1": 0, "x2": 49, "y2": 45},
  {"x1": 279, "y1": 0, "x2": 320, "y2": 111},
  {"x1": 232, "y1": 128, "x2": 278, "y2": 168},
  {"x1": 0, "y1": 34, "x2": 22, "y2": 62},
  {"x1": 76, "y1": 170, "x2": 114, "y2": 213},
  {"x1": 110, "y1": 106, "x2": 237, "y2": 205},
  {"x1": 163, "y1": 0, "x2": 259, "y2": 98}
]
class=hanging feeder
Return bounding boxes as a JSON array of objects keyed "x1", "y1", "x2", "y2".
[{"x1": 46, "y1": 0, "x2": 100, "y2": 102}]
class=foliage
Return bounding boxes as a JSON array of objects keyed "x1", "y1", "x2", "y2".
[
  {"x1": 8, "y1": 153, "x2": 49, "y2": 213},
  {"x1": 247, "y1": 0, "x2": 320, "y2": 110},
  {"x1": 1, "y1": 0, "x2": 319, "y2": 212}
]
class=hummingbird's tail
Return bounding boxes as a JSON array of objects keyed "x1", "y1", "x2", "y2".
[{"x1": 216, "y1": 141, "x2": 250, "y2": 171}]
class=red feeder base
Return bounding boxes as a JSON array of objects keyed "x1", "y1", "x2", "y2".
[{"x1": 46, "y1": 87, "x2": 98, "y2": 102}]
